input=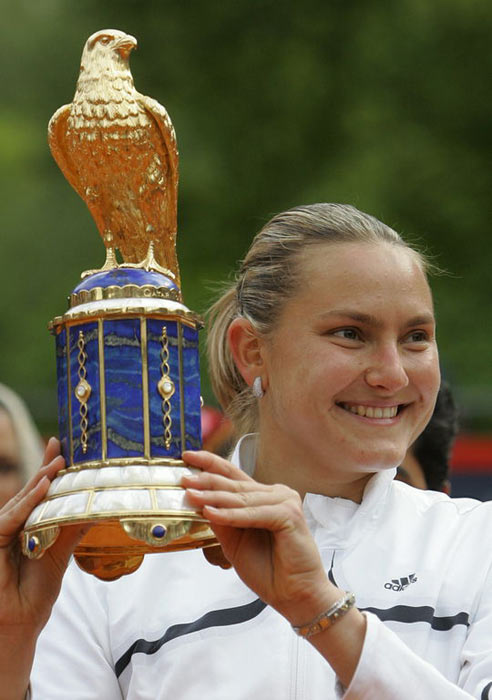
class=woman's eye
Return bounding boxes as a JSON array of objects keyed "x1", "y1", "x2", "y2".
[
  {"x1": 405, "y1": 330, "x2": 428, "y2": 343},
  {"x1": 332, "y1": 328, "x2": 361, "y2": 341}
]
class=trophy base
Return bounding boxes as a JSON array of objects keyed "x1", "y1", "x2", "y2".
[
  {"x1": 21, "y1": 460, "x2": 218, "y2": 580},
  {"x1": 22, "y1": 513, "x2": 217, "y2": 581}
]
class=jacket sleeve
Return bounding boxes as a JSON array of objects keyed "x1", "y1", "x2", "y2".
[
  {"x1": 30, "y1": 561, "x2": 122, "y2": 699},
  {"x1": 341, "y1": 602, "x2": 492, "y2": 700}
]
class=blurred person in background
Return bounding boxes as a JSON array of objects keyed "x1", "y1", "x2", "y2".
[
  {"x1": 0, "y1": 383, "x2": 44, "y2": 508},
  {"x1": 397, "y1": 380, "x2": 458, "y2": 493}
]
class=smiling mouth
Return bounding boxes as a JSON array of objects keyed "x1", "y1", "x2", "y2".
[{"x1": 337, "y1": 403, "x2": 405, "y2": 419}]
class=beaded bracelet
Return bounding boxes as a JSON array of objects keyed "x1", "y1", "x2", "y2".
[{"x1": 292, "y1": 591, "x2": 356, "y2": 638}]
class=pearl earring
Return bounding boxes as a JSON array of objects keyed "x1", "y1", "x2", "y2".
[{"x1": 252, "y1": 376, "x2": 264, "y2": 399}]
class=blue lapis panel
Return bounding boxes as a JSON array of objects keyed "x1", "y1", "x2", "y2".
[
  {"x1": 147, "y1": 319, "x2": 181, "y2": 458},
  {"x1": 104, "y1": 318, "x2": 144, "y2": 458},
  {"x1": 182, "y1": 324, "x2": 202, "y2": 451},
  {"x1": 55, "y1": 328, "x2": 69, "y2": 462},
  {"x1": 68, "y1": 322, "x2": 101, "y2": 464},
  {"x1": 73, "y1": 268, "x2": 179, "y2": 295}
]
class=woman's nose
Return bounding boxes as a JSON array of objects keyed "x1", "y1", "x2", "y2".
[{"x1": 364, "y1": 345, "x2": 409, "y2": 393}]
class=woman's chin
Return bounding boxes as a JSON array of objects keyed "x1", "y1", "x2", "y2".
[{"x1": 354, "y1": 449, "x2": 406, "y2": 474}]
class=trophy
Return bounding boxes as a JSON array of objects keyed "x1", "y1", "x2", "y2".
[{"x1": 21, "y1": 29, "x2": 216, "y2": 580}]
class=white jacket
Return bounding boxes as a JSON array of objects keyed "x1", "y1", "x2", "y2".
[{"x1": 31, "y1": 436, "x2": 492, "y2": 698}]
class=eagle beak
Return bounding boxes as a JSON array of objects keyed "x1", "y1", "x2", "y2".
[{"x1": 115, "y1": 34, "x2": 137, "y2": 58}]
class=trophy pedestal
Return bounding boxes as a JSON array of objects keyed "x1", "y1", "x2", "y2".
[
  {"x1": 22, "y1": 460, "x2": 216, "y2": 580},
  {"x1": 21, "y1": 267, "x2": 214, "y2": 580}
]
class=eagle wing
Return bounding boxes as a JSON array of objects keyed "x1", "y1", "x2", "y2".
[
  {"x1": 48, "y1": 104, "x2": 85, "y2": 201},
  {"x1": 48, "y1": 103, "x2": 109, "y2": 241},
  {"x1": 136, "y1": 93, "x2": 180, "y2": 277},
  {"x1": 136, "y1": 93, "x2": 179, "y2": 227}
]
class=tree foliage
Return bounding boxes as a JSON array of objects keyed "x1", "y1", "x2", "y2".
[{"x1": 0, "y1": 0, "x2": 491, "y2": 430}]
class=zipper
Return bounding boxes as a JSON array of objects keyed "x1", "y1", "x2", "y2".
[{"x1": 291, "y1": 631, "x2": 306, "y2": 699}]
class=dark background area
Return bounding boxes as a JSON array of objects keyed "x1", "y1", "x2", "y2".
[{"x1": 1, "y1": 1, "x2": 491, "y2": 493}]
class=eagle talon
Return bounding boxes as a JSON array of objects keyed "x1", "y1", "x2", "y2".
[
  {"x1": 122, "y1": 241, "x2": 176, "y2": 280},
  {"x1": 80, "y1": 246, "x2": 119, "y2": 279}
]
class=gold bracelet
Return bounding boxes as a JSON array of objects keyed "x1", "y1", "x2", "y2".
[{"x1": 292, "y1": 591, "x2": 356, "y2": 638}]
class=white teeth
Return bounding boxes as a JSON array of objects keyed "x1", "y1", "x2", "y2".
[{"x1": 342, "y1": 404, "x2": 398, "y2": 418}]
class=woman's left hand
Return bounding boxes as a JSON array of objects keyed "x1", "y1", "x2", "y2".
[{"x1": 181, "y1": 450, "x2": 337, "y2": 624}]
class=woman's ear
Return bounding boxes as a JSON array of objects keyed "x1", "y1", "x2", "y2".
[{"x1": 227, "y1": 317, "x2": 265, "y2": 389}]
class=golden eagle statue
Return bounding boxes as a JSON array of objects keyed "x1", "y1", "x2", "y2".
[{"x1": 48, "y1": 28, "x2": 180, "y2": 284}]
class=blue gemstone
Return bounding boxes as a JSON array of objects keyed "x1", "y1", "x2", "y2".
[
  {"x1": 152, "y1": 525, "x2": 166, "y2": 539},
  {"x1": 28, "y1": 537, "x2": 37, "y2": 552}
]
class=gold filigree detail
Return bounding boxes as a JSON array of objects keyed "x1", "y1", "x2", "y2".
[
  {"x1": 42, "y1": 485, "x2": 185, "y2": 502},
  {"x1": 22, "y1": 526, "x2": 60, "y2": 559},
  {"x1": 178, "y1": 322, "x2": 186, "y2": 452},
  {"x1": 98, "y1": 319, "x2": 107, "y2": 460},
  {"x1": 57, "y1": 456, "x2": 187, "y2": 474},
  {"x1": 75, "y1": 331, "x2": 91, "y2": 453},
  {"x1": 141, "y1": 318, "x2": 151, "y2": 459},
  {"x1": 66, "y1": 329, "x2": 74, "y2": 466},
  {"x1": 122, "y1": 518, "x2": 191, "y2": 547},
  {"x1": 49, "y1": 305, "x2": 203, "y2": 331},
  {"x1": 24, "y1": 510, "x2": 206, "y2": 530},
  {"x1": 69, "y1": 282, "x2": 182, "y2": 308},
  {"x1": 159, "y1": 326, "x2": 174, "y2": 450}
]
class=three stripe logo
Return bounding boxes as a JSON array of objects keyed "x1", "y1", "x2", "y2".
[{"x1": 384, "y1": 573, "x2": 418, "y2": 592}]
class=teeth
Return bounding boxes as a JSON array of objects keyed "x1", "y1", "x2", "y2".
[{"x1": 343, "y1": 404, "x2": 398, "y2": 418}]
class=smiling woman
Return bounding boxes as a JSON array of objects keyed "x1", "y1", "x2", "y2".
[
  {"x1": 225, "y1": 242, "x2": 439, "y2": 499},
  {"x1": 2, "y1": 204, "x2": 492, "y2": 699},
  {"x1": 208, "y1": 204, "x2": 440, "y2": 500}
]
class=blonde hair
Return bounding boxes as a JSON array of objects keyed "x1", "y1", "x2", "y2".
[{"x1": 207, "y1": 203, "x2": 427, "y2": 437}]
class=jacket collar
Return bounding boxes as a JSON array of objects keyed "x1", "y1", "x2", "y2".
[{"x1": 230, "y1": 433, "x2": 396, "y2": 548}]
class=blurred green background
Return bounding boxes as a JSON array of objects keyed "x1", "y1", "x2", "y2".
[{"x1": 0, "y1": 0, "x2": 491, "y2": 434}]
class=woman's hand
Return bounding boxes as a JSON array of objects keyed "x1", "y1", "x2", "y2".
[
  {"x1": 182, "y1": 450, "x2": 367, "y2": 689},
  {"x1": 0, "y1": 438, "x2": 87, "y2": 698},
  {"x1": 182, "y1": 450, "x2": 338, "y2": 624}
]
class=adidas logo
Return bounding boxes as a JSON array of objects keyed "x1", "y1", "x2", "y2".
[{"x1": 384, "y1": 573, "x2": 417, "y2": 592}]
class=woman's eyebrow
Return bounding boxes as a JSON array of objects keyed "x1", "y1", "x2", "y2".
[
  {"x1": 317, "y1": 310, "x2": 435, "y2": 328},
  {"x1": 405, "y1": 314, "x2": 436, "y2": 328},
  {"x1": 317, "y1": 310, "x2": 382, "y2": 326}
]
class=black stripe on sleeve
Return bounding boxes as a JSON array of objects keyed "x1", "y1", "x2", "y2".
[
  {"x1": 361, "y1": 604, "x2": 469, "y2": 631},
  {"x1": 328, "y1": 551, "x2": 338, "y2": 586},
  {"x1": 115, "y1": 597, "x2": 267, "y2": 677},
  {"x1": 115, "y1": 596, "x2": 469, "y2": 678},
  {"x1": 481, "y1": 681, "x2": 492, "y2": 699}
]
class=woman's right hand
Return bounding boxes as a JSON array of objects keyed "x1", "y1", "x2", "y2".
[{"x1": 0, "y1": 437, "x2": 87, "y2": 698}]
